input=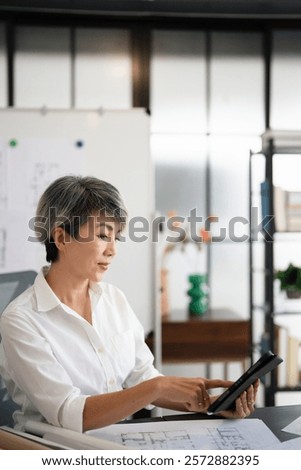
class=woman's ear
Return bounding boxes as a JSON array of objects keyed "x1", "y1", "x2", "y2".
[{"x1": 52, "y1": 227, "x2": 71, "y2": 252}]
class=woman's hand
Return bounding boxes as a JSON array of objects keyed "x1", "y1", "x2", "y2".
[
  {"x1": 153, "y1": 376, "x2": 259, "y2": 414},
  {"x1": 152, "y1": 376, "x2": 259, "y2": 418},
  {"x1": 209, "y1": 379, "x2": 260, "y2": 418},
  {"x1": 152, "y1": 376, "x2": 211, "y2": 412}
]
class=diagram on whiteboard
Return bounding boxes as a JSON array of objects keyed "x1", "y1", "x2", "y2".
[
  {"x1": 0, "y1": 137, "x2": 84, "y2": 273},
  {"x1": 29, "y1": 162, "x2": 61, "y2": 209},
  {"x1": 7, "y1": 138, "x2": 85, "y2": 210}
]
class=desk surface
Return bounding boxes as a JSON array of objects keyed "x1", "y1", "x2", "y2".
[
  {"x1": 251, "y1": 404, "x2": 301, "y2": 441},
  {"x1": 136, "y1": 405, "x2": 301, "y2": 443}
]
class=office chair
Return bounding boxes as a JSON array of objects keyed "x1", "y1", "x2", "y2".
[{"x1": 0, "y1": 270, "x2": 37, "y2": 427}]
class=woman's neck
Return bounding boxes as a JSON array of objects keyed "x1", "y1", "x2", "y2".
[{"x1": 45, "y1": 262, "x2": 92, "y2": 323}]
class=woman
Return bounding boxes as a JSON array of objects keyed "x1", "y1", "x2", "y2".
[{"x1": 0, "y1": 175, "x2": 258, "y2": 433}]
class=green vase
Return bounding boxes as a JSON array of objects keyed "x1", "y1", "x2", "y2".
[{"x1": 187, "y1": 274, "x2": 208, "y2": 316}]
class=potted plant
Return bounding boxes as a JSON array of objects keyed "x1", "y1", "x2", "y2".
[{"x1": 275, "y1": 263, "x2": 301, "y2": 299}]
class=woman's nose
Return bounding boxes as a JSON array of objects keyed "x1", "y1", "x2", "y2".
[{"x1": 104, "y1": 238, "x2": 116, "y2": 257}]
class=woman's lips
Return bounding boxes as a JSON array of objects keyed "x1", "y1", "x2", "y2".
[{"x1": 98, "y1": 263, "x2": 109, "y2": 270}]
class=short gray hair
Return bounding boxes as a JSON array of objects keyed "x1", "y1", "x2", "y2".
[{"x1": 35, "y1": 175, "x2": 128, "y2": 262}]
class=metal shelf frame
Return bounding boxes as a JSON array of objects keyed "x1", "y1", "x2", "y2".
[{"x1": 249, "y1": 131, "x2": 301, "y2": 406}]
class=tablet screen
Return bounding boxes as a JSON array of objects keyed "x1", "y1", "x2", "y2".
[{"x1": 207, "y1": 351, "x2": 283, "y2": 415}]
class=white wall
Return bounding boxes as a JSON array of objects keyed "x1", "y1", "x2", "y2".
[
  {"x1": 14, "y1": 26, "x2": 71, "y2": 108},
  {"x1": 210, "y1": 32, "x2": 265, "y2": 134},
  {"x1": 271, "y1": 30, "x2": 301, "y2": 130},
  {"x1": 151, "y1": 30, "x2": 264, "y2": 320},
  {"x1": 10, "y1": 26, "x2": 132, "y2": 110},
  {"x1": 151, "y1": 30, "x2": 207, "y2": 134},
  {"x1": 75, "y1": 28, "x2": 131, "y2": 109}
]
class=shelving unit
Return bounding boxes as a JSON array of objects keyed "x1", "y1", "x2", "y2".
[{"x1": 249, "y1": 131, "x2": 301, "y2": 406}]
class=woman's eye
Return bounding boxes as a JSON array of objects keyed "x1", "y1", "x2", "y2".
[
  {"x1": 98, "y1": 234, "x2": 110, "y2": 241},
  {"x1": 98, "y1": 234, "x2": 120, "y2": 242}
]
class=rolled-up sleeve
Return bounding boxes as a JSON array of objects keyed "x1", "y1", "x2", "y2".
[{"x1": 58, "y1": 393, "x2": 88, "y2": 432}]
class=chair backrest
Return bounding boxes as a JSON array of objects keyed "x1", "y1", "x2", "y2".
[
  {"x1": 0, "y1": 270, "x2": 37, "y2": 426},
  {"x1": 0, "y1": 270, "x2": 37, "y2": 315}
]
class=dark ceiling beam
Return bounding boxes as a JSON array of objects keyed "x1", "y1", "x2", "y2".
[
  {"x1": 2, "y1": 9, "x2": 301, "y2": 31},
  {"x1": 2, "y1": 1, "x2": 301, "y2": 24},
  {"x1": 2, "y1": 1, "x2": 301, "y2": 18}
]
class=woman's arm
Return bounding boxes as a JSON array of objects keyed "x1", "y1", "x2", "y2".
[
  {"x1": 83, "y1": 375, "x2": 209, "y2": 431},
  {"x1": 83, "y1": 376, "x2": 258, "y2": 431}
]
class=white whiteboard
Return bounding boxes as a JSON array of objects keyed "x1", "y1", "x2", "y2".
[{"x1": 0, "y1": 108, "x2": 154, "y2": 332}]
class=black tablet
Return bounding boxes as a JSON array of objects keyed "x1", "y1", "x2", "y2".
[{"x1": 207, "y1": 350, "x2": 283, "y2": 415}]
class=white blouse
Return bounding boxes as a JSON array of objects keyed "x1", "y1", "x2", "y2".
[{"x1": 0, "y1": 268, "x2": 160, "y2": 432}]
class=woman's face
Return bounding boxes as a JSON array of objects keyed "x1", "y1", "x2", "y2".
[{"x1": 59, "y1": 214, "x2": 122, "y2": 283}]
